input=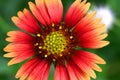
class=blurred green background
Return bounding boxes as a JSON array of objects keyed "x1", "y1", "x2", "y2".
[{"x1": 0, "y1": 0, "x2": 120, "y2": 80}]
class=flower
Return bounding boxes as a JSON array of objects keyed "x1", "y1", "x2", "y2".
[
  {"x1": 95, "y1": 6, "x2": 114, "y2": 31},
  {"x1": 4, "y1": 0, "x2": 109, "y2": 80}
]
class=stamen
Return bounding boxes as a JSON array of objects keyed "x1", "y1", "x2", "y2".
[
  {"x1": 44, "y1": 54, "x2": 48, "y2": 58},
  {"x1": 59, "y1": 54, "x2": 63, "y2": 57},
  {"x1": 34, "y1": 43, "x2": 39, "y2": 46},
  {"x1": 37, "y1": 33, "x2": 41, "y2": 37},
  {"x1": 53, "y1": 59, "x2": 56, "y2": 62},
  {"x1": 39, "y1": 51, "x2": 42, "y2": 53},
  {"x1": 52, "y1": 23, "x2": 55, "y2": 27},
  {"x1": 65, "y1": 29, "x2": 68, "y2": 32},
  {"x1": 39, "y1": 46, "x2": 42, "y2": 49},
  {"x1": 59, "y1": 26, "x2": 62, "y2": 29},
  {"x1": 70, "y1": 36, "x2": 73, "y2": 39}
]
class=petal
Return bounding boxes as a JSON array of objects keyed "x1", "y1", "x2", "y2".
[
  {"x1": 4, "y1": 43, "x2": 35, "y2": 65},
  {"x1": 65, "y1": 0, "x2": 90, "y2": 27},
  {"x1": 28, "y1": 2, "x2": 47, "y2": 26},
  {"x1": 29, "y1": 0, "x2": 63, "y2": 26},
  {"x1": 6, "y1": 31, "x2": 34, "y2": 43},
  {"x1": 79, "y1": 41, "x2": 109, "y2": 48},
  {"x1": 40, "y1": 62, "x2": 50, "y2": 80},
  {"x1": 7, "y1": 50, "x2": 35, "y2": 66},
  {"x1": 11, "y1": 8, "x2": 41, "y2": 34},
  {"x1": 77, "y1": 50, "x2": 106, "y2": 64},
  {"x1": 71, "y1": 50, "x2": 105, "y2": 78},
  {"x1": 27, "y1": 60, "x2": 50, "y2": 80},
  {"x1": 73, "y1": 12, "x2": 109, "y2": 48},
  {"x1": 86, "y1": 62, "x2": 102, "y2": 72},
  {"x1": 79, "y1": 33, "x2": 108, "y2": 42},
  {"x1": 15, "y1": 58, "x2": 41, "y2": 80},
  {"x1": 54, "y1": 63, "x2": 69, "y2": 80},
  {"x1": 44, "y1": 0, "x2": 63, "y2": 24},
  {"x1": 35, "y1": 0, "x2": 51, "y2": 25},
  {"x1": 66, "y1": 60, "x2": 90, "y2": 80},
  {"x1": 66, "y1": 62, "x2": 78, "y2": 80},
  {"x1": 72, "y1": 53, "x2": 97, "y2": 79},
  {"x1": 73, "y1": 11, "x2": 97, "y2": 33},
  {"x1": 75, "y1": 51, "x2": 102, "y2": 72},
  {"x1": 4, "y1": 43, "x2": 34, "y2": 52}
]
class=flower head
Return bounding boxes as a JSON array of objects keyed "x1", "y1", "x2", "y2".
[{"x1": 4, "y1": 0, "x2": 109, "y2": 80}]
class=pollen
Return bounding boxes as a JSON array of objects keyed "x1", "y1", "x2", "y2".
[
  {"x1": 34, "y1": 43, "x2": 39, "y2": 46},
  {"x1": 44, "y1": 31, "x2": 67, "y2": 55},
  {"x1": 44, "y1": 54, "x2": 48, "y2": 58},
  {"x1": 37, "y1": 33, "x2": 41, "y2": 37},
  {"x1": 70, "y1": 36, "x2": 73, "y2": 39},
  {"x1": 59, "y1": 26, "x2": 62, "y2": 29},
  {"x1": 39, "y1": 46, "x2": 42, "y2": 49},
  {"x1": 53, "y1": 59, "x2": 56, "y2": 62},
  {"x1": 52, "y1": 23, "x2": 55, "y2": 27}
]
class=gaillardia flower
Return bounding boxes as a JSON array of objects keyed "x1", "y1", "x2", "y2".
[{"x1": 4, "y1": 0, "x2": 109, "y2": 80}]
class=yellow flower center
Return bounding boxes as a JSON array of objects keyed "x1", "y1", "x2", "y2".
[{"x1": 44, "y1": 31, "x2": 67, "y2": 54}]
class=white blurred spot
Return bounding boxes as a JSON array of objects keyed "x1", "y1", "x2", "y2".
[{"x1": 95, "y1": 6, "x2": 114, "y2": 32}]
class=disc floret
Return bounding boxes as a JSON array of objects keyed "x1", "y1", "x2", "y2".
[{"x1": 44, "y1": 31, "x2": 67, "y2": 55}]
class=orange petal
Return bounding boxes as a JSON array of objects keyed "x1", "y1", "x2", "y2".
[
  {"x1": 89, "y1": 63, "x2": 102, "y2": 72},
  {"x1": 4, "y1": 43, "x2": 34, "y2": 52},
  {"x1": 7, "y1": 50, "x2": 34, "y2": 66},
  {"x1": 3, "y1": 52, "x2": 16, "y2": 58},
  {"x1": 79, "y1": 41, "x2": 109, "y2": 49},
  {"x1": 79, "y1": 33, "x2": 108, "y2": 42}
]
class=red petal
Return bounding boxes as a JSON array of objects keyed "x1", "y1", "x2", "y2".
[
  {"x1": 73, "y1": 11, "x2": 98, "y2": 34},
  {"x1": 66, "y1": 60, "x2": 90, "y2": 80},
  {"x1": 65, "y1": 0, "x2": 90, "y2": 27},
  {"x1": 66, "y1": 62, "x2": 78, "y2": 80},
  {"x1": 11, "y1": 9, "x2": 41, "y2": 34},
  {"x1": 27, "y1": 60, "x2": 50, "y2": 80},
  {"x1": 38, "y1": 61, "x2": 50, "y2": 80},
  {"x1": 29, "y1": 0, "x2": 63, "y2": 26},
  {"x1": 6, "y1": 31, "x2": 34, "y2": 43},
  {"x1": 71, "y1": 50, "x2": 106, "y2": 79},
  {"x1": 75, "y1": 51, "x2": 102, "y2": 72},
  {"x1": 15, "y1": 58, "x2": 41, "y2": 80},
  {"x1": 79, "y1": 41, "x2": 109, "y2": 48},
  {"x1": 72, "y1": 52, "x2": 97, "y2": 79},
  {"x1": 73, "y1": 12, "x2": 109, "y2": 48},
  {"x1": 44, "y1": 0, "x2": 63, "y2": 24},
  {"x1": 79, "y1": 33, "x2": 108, "y2": 42},
  {"x1": 54, "y1": 63, "x2": 69, "y2": 80},
  {"x1": 76, "y1": 50, "x2": 106, "y2": 64}
]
